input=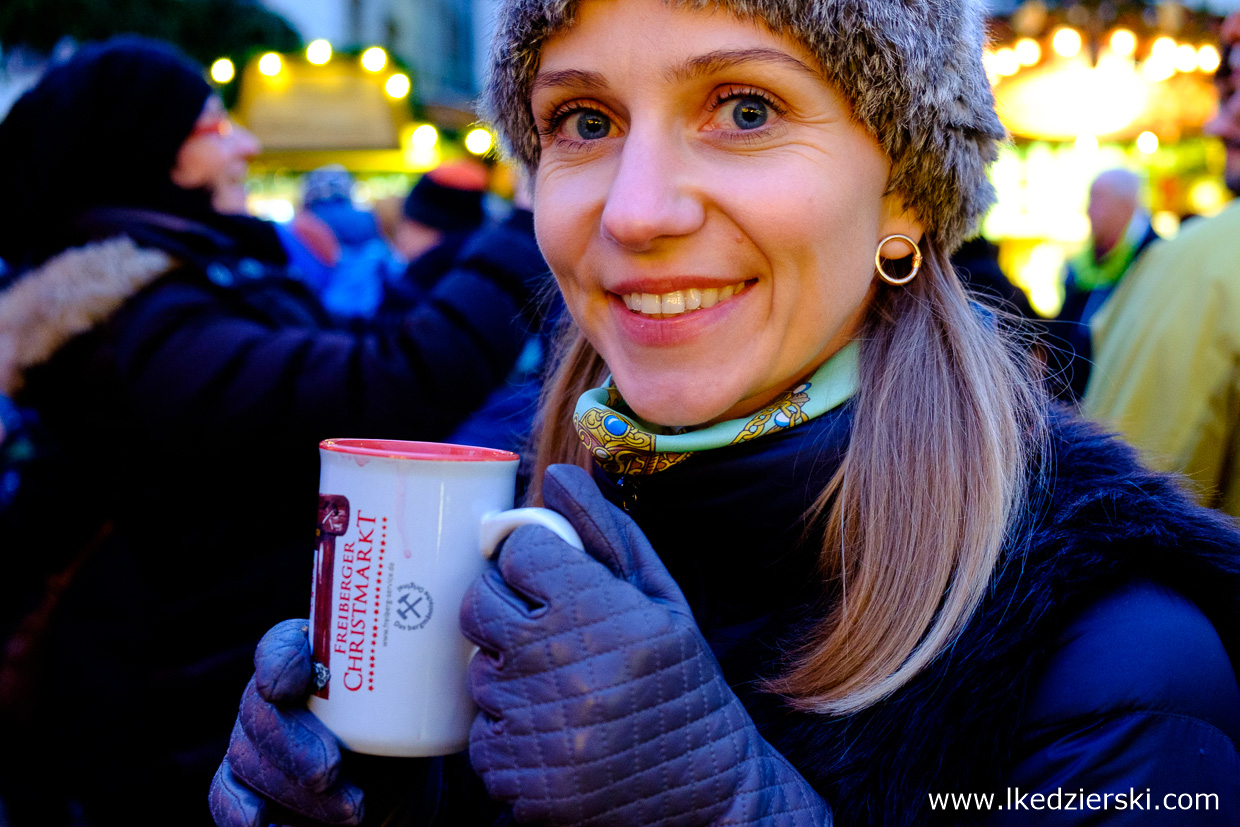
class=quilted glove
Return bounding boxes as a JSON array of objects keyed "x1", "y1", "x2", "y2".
[
  {"x1": 460, "y1": 463, "x2": 834, "y2": 826},
  {"x1": 208, "y1": 618, "x2": 366, "y2": 827}
]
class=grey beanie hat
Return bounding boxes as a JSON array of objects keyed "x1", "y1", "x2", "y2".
[{"x1": 481, "y1": 0, "x2": 1006, "y2": 252}]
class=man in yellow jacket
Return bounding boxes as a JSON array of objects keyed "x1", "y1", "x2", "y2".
[{"x1": 1084, "y1": 13, "x2": 1240, "y2": 517}]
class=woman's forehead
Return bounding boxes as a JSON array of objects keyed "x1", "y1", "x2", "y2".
[{"x1": 534, "y1": 0, "x2": 819, "y2": 78}]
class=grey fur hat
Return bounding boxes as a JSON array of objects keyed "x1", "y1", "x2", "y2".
[{"x1": 481, "y1": 0, "x2": 1005, "y2": 252}]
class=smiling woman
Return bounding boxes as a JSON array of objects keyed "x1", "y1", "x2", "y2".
[
  {"x1": 530, "y1": 2, "x2": 915, "y2": 427},
  {"x1": 212, "y1": 0, "x2": 1240, "y2": 825}
]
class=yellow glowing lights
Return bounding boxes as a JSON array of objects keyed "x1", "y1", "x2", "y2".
[
  {"x1": 386, "y1": 73, "x2": 411, "y2": 99},
  {"x1": 1151, "y1": 37, "x2": 1178, "y2": 58},
  {"x1": 1175, "y1": 43, "x2": 1199, "y2": 73},
  {"x1": 465, "y1": 128, "x2": 494, "y2": 155},
  {"x1": 307, "y1": 39, "x2": 332, "y2": 65},
  {"x1": 1151, "y1": 211, "x2": 1181, "y2": 239},
  {"x1": 992, "y1": 48, "x2": 1020, "y2": 78},
  {"x1": 403, "y1": 124, "x2": 441, "y2": 170},
  {"x1": 1141, "y1": 52, "x2": 1176, "y2": 83},
  {"x1": 411, "y1": 124, "x2": 439, "y2": 150},
  {"x1": 1052, "y1": 27, "x2": 1082, "y2": 58},
  {"x1": 361, "y1": 47, "x2": 387, "y2": 73},
  {"x1": 1136, "y1": 131, "x2": 1159, "y2": 154},
  {"x1": 258, "y1": 53, "x2": 282, "y2": 77},
  {"x1": 983, "y1": 51, "x2": 1000, "y2": 85},
  {"x1": 1015, "y1": 38, "x2": 1041, "y2": 66},
  {"x1": 1074, "y1": 134, "x2": 1098, "y2": 152},
  {"x1": 1110, "y1": 29, "x2": 1137, "y2": 58},
  {"x1": 996, "y1": 57, "x2": 1149, "y2": 140},
  {"x1": 1189, "y1": 179, "x2": 1228, "y2": 216},
  {"x1": 1199, "y1": 45, "x2": 1222, "y2": 73},
  {"x1": 210, "y1": 58, "x2": 235, "y2": 84}
]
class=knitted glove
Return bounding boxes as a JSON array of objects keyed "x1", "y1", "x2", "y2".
[
  {"x1": 208, "y1": 619, "x2": 365, "y2": 827},
  {"x1": 460, "y1": 464, "x2": 834, "y2": 826}
]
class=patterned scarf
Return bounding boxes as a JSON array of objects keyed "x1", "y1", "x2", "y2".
[{"x1": 574, "y1": 342, "x2": 859, "y2": 475}]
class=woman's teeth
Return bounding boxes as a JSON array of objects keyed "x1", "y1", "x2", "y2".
[{"x1": 621, "y1": 281, "x2": 747, "y2": 316}]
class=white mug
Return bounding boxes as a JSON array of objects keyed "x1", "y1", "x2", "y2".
[{"x1": 307, "y1": 438, "x2": 581, "y2": 757}]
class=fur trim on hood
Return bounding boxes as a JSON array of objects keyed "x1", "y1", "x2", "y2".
[{"x1": 0, "y1": 237, "x2": 173, "y2": 395}]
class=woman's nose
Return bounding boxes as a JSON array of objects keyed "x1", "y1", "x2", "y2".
[{"x1": 600, "y1": 130, "x2": 705, "y2": 251}]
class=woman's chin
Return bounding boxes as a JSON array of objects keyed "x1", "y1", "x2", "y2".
[{"x1": 617, "y1": 384, "x2": 735, "y2": 430}]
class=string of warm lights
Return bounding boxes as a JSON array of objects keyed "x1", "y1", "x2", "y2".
[
  {"x1": 207, "y1": 40, "x2": 498, "y2": 159},
  {"x1": 985, "y1": 26, "x2": 1221, "y2": 85},
  {"x1": 210, "y1": 42, "x2": 414, "y2": 102}
]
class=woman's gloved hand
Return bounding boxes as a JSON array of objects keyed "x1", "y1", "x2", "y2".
[
  {"x1": 460, "y1": 464, "x2": 834, "y2": 826},
  {"x1": 208, "y1": 618, "x2": 365, "y2": 827}
]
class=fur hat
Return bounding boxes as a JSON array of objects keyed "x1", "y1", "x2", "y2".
[{"x1": 481, "y1": 0, "x2": 1005, "y2": 252}]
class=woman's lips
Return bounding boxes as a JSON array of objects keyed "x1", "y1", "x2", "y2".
[
  {"x1": 607, "y1": 279, "x2": 753, "y2": 347},
  {"x1": 612, "y1": 278, "x2": 754, "y2": 317}
]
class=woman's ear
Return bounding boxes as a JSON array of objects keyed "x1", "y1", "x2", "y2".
[{"x1": 876, "y1": 195, "x2": 925, "y2": 259}]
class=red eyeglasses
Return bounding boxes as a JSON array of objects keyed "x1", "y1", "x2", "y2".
[{"x1": 188, "y1": 118, "x2": 236, "y2": 139}]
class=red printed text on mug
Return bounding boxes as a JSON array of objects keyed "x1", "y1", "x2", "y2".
[{"x1": 335, "y1": 511, "x2": 380, "y2": 691}]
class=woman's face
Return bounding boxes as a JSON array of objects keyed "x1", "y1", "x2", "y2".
[
  {"x1": 532, "y1": 0, "x2": 921, "y2": 427},
  {"x1": 171, "y1": 96, "x2": 261, "y2": 214}
]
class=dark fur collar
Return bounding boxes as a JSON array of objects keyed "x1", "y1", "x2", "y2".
[{"x1": 764, "y1": 412, "x2": 1240, "y2": 826}]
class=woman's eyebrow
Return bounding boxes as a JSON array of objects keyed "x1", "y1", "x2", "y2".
[
  {"x1": 531, "y1": 48, "x2": 821, "y2": 96},
  {"x1": 666, "y1": 48, "x2": 822, "y2": 83},
  {"x1": 531, "y1": 69, "x2": 610, "y2": 95}
]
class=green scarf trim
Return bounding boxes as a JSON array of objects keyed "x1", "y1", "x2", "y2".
[
  {"x1": 1070, "y1": 212, "x2": 1149, "y2": 291},
  {"x1": 574, "y1": 341, "x2": 859, "y2": 475}
]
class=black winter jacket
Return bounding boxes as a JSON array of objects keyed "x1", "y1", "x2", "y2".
[
  {"x1": 379, "y1": 403, "x2": 1240, "y2": 825},
  {"x1": 0, "y1": 207, "x2": 544, "y2": 826}
]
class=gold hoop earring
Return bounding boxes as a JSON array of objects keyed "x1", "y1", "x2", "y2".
[{"x1": 875, "y1": 234, "x2": 922, "y2": 286}]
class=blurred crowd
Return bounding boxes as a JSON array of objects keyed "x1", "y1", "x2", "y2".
[
  {"x1": 0, "y1": 35, "x2": 556, "y2": 826},
  {"x1": 0, "y1": 12, "x2": 1237, "y2": 824}
]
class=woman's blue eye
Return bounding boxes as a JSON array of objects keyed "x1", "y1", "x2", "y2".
[
  {"x1": 573, "y1": 111, "x2": 611, "y2": 140},
  {"x1": 731, "y1": 97, "x2": 769, "y2": 130}
]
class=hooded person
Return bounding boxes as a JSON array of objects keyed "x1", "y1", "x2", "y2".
[
  {"x1": 206, "y1": 0, "x2": 1240, "y2": 822},
  {"x1": 289, "y1": 164, "x2": 404, "y2": 319},
  {"x1": 0, "y1": 35, "x2": 548, "y2": 826}
]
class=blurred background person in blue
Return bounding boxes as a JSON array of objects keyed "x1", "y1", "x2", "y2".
[
  {"x1": 0, "y1": 35, "x2": 547, "y2": 826},
  {"x1": 286, "y1": 164, "x2": 404, "y2": 319}
]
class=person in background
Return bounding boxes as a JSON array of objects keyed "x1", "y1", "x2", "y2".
[
  {"x1": 211, "y1": 0, "x2": 1240, "y2": 822},
  {"x1": 1053, "y1": 168, "x2": 1160, "y2": 401},
  {"x1": 440, "y1": 173, "x2": 560, "y2": 456},
  {"x1": 291, "y1": 164, "x2": 403, "y2": 319},
  {"x1": 373, "y1": 161, "x2": 555, "y2": 456},
  {"x1": 1084, "y1": 13, "x2": 1240, "y2": 516},
  {"x1": 0, "y1": 36, "x2": 545, "y2": 825},
  {"x1": 381, "y1": 160, "x2": 491, "y2": 310}
]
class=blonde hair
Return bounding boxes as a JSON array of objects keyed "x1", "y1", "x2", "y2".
[{"x1": 524, "y1": 238, "x2": 1046, "y2": 715}]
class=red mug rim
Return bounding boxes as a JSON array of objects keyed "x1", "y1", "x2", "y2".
[{"x1": 319, "y1": 439, "x2": 520, "y2": 462}]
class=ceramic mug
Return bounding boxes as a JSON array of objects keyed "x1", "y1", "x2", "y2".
[{"x1": 307, "y1": 438, "x2": 581, "y2": 756}]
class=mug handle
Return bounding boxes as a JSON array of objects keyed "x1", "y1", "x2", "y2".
[{"x1": 479, "y1": 507, "x2": 583, "y2": 559}]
